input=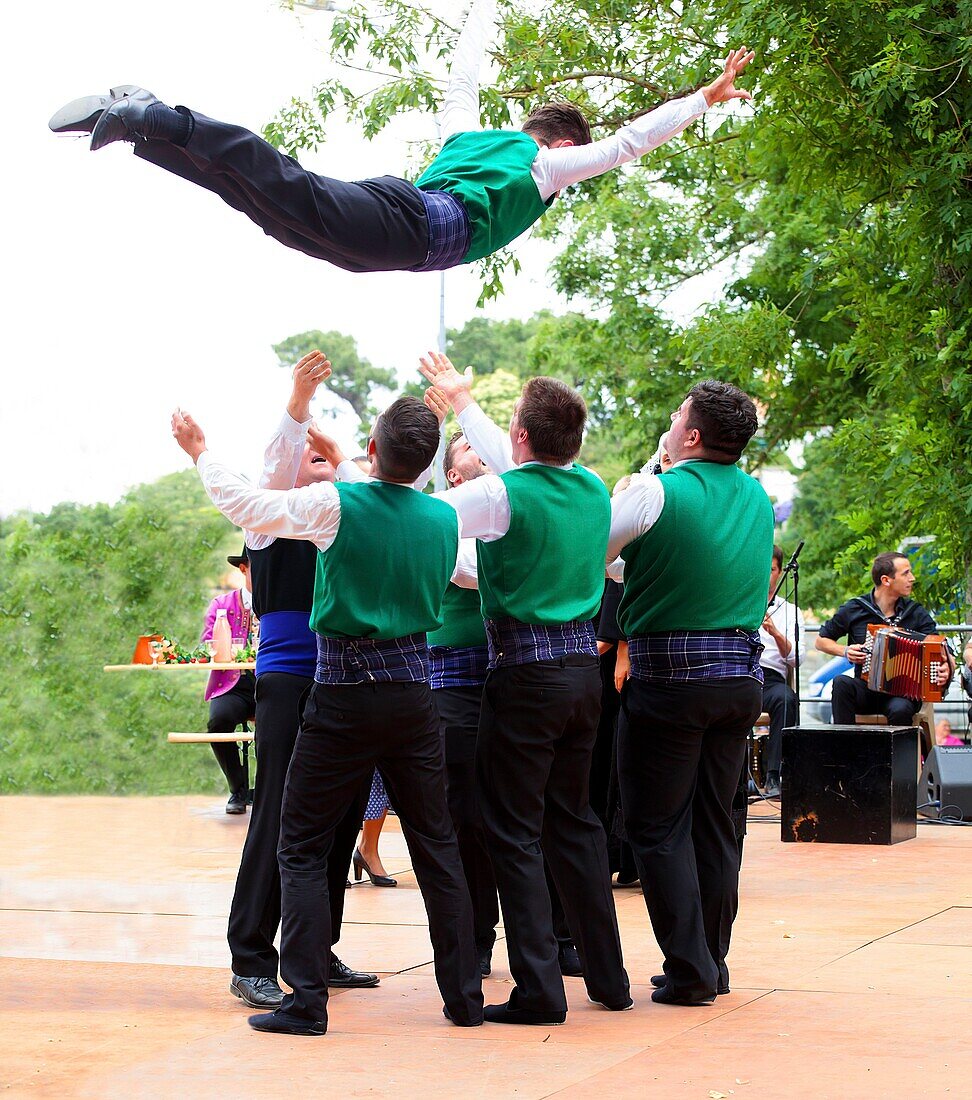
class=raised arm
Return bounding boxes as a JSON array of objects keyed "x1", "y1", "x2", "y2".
[
  {"x1": 533, "y1": 47, "x2": 755, "y2": 199},
  {"x1": 171, "y1": 409, "x2": 341, "y2": 550},
  {"x1": 419, "y1": 351, "x2": 515, "y2": 473},
  {"x1": 440, "y1": 0, "x2": 497, "y2": 142},
  {"x1": 260, "y1": 351, "x2": 333, "y2": 492}
]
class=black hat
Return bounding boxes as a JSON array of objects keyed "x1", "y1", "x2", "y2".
[{"x1": 226, "y1": 546, "x2": 248, "y2": 568}]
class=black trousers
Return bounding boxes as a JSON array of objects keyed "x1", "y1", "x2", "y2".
[
  {"x1": 227, "y1": 672, "x2": 367, "y2": 978},
  {"x1": 207, "y1": 674, "x2": 255, "y2": 794},
  {"x1": 135, "y1": 113, "x2": 430, "y2": 273},
  {"x1": 761, "y1": 668, "x2": 798, "y2": 777},
  {"x1": 434, "y1": 685, "x2": 499, "y2": 954},
  {"x1": 277, "y1": 681, "x2": 482, "y2": 1026},
  {"x1": 618, "y1": 676, "x2": 760, "y2": 999},
  {"x1": 476, "y1": 657, "x2": 629, "y2": 1014},
  {"x1": 434, "y1": 684, "x2": 573, "y2": 956},
  {"x1": 831, "y1": 675, "x2": 919, "y2": 726}
]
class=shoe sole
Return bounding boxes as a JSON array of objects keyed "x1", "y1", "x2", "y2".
[
  {"x1": 49, "y1": 95, "x2": 111, "y2": 133},
  {"x1": 230, "y1": 981, "x2": 283, "y2": 1010},
  {"x1": 328, "y1": 976, "x2": 380, "y2": 988}
]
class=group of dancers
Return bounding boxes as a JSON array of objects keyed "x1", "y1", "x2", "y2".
[
  {"x1": 51, "y1": 0, "x2": 769, "y2": 1039},
  {"x1": 169, "y1": 354, "x2": 773, "y2": 1034}
]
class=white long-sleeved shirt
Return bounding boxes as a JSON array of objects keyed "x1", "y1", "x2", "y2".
[
  {"x1": 759, "y1": 596, "x2": 805, "y2": 677},
  {"x1": 245, "y1": 410, "x2": 313, "y2": 552},
  {"x1": 197, "y1": 451, "x2": 474, "y2": 586},
  {"x1": 441, "y1": 0, "x2": 711, "y2": 202}
]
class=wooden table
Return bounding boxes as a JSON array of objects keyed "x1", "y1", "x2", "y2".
[
  {"x1": 103, "y1": 662, "x2": 255, "y2": 672},
  {"x1": 104, "y1": 662, "x2": 257, "y2": 785}
]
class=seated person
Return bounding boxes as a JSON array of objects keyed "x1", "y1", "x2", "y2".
[
  {"x1": 758, "y1": 545, "x2": 805, "y2": 797},
  {"x1": 202, "y1": 549, "x2": 256, "y2": 813},
  {"x1": 815, "y1": 552, "x2": 950, "y2": 726},
  {"x1": 935, "y1": 718, "x2": 963, "y2": 747}
]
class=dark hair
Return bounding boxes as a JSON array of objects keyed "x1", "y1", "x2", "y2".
[
  {"x1": 516, "y1": 377, "x2": 587, "y2": 464},
  {"x1": 373, "y1": 396, "x2": 440, "y2": 482},
  {"x1": 871, "y1": 552, "x2": 908, "y2": 587},
  {"x1": 772, "y1": 544, "x2": 784, "y2": 571},
  {"x1": 684, "y1": 380, "x2": 759, "y2": 462},
  {"x1": 443, "y1": 429, "x2": 465, "y2": 478},
  {"x1": 522, "y1": 101, "x2": 591, "y2": 148}
]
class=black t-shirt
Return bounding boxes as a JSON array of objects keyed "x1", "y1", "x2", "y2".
[{"x1": 818, "y1": 591, "x2": 937, "y2": 679}]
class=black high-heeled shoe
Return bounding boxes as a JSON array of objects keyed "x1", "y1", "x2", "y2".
[{"x1": 353, "y1": 849, "x2": 397, "y2": 887}]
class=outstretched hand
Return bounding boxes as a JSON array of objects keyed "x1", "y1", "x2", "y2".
[
  {"x1": 306, "y1": 422, "x2": 347, "y2": 469},
  {"x1": 171, "y1": 408, "x2": 207, "y2": 463},
  {"x1": 288, "y1": 350, "x2": 332, "y2": 423},
  {"x1": 419, "y1": 351, "x2": 475, "y2": 414},
  {"x1": 702, "y1": 47, "x2": 755, "y2": 107}
]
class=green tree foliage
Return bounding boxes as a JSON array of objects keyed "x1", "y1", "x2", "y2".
[
  {"x1": 278, "y1": 1, "x2": 972, "y2": 613},
  {"x1": 0, "y1": 473, "x2": 240, "y2": 793},
  {"x1": 274, "y1": 329, "x2": 396, "y2": 444}
]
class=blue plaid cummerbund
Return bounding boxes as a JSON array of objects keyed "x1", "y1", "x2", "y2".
[
  {"x1": 628, "y1": 629, "x2": 765, "y2": 684},
  {"x1": 409, "y1": 189, "x2": 471, "y2": 272},
  {"x1": 429, "y1": 644, "x2": 490, "y2": 690},
  {"x1": 484, "y1": 617, "x2": 598, "y2": 669},
  {"x1": 315, "y1": 632, "x2": 429, "y2": 685}
]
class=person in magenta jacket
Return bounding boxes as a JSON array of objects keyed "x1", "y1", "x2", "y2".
[{"x1": 201, "y1": 550, "x2": 255, "y2": 813}]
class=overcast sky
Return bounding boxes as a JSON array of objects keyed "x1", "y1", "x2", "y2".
[{"x1": 2, "y1": 0, "x2": 577, "y2": 516}]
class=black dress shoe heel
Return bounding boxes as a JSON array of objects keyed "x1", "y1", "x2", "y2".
[
  {"x1": 231, "y1": 974, "x2": 284, "y2": 1009},
  {"x1": 353, "y1": 849, "x2": 397, "y2": 887},
  {"x1": 652, "y1": 973, "x2": 729, "y2": 995},
  {"x1": 328, "y1": 954, "x2": 379, "y2": 988},
  {"x1": 248, "y1": 1011, "x2": 325, "y2": 1036},
  {"x1": 89, "y1": 86, "x2": 159, "y2": 151}
]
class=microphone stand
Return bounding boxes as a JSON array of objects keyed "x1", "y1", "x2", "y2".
[{"x1": 769, "y1": 539, "x2": 805, "y2": 722}]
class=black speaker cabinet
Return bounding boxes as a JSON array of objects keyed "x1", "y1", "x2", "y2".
[
  {"x1": 781, "y1": 724, "x2": 918, "y2": 845},
  {"x1": 919, "y1": 746, "x2": 972, "y2": 821}
]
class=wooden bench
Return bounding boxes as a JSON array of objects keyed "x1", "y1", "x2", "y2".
[{"x1": 168, "y1": 730, "x2": 255, "y2": 787}]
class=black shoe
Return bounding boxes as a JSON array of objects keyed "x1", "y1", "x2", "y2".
[
  {"x1": 328, "y1": 954, "x2": 379, "y2": 988},
  {"x1": 558, "y1": 944, "x2": 583, "y2": 977},
  {"x1": 248, "y1": 1011, "x2": 325, "y2": 1036},
  {"x1": 764, "y1": 773, "x2": 781, "y2": 799},
  {"x1": 352, "y1": 849, "x2": 397, "y2": 887},
  {"x1": 48, "y1": 85, "x2": 140, "y2": 133},
  {"x1": 230, "y1": 974, "x2": 284, "y2": 1009},
  {"x1": 226, "y1": 789, "x2": 247, "y2": 815},
  {"x1": 89, "y1": 86, "x2": 159, "y2": 151},
  {"x1": 483, "y1": 991, "x2": 566, "y2": 1026},
  {"x1": 477, "y1": 948, "x2": 492, "y2": 977},
  {"x1": 614, "y1": 872, "x2": 640, "y2": 887},
  {"x1": 441, "y1": 1005, "x2": 484, "y2": 1027},
  {"x1": 650, "y1": 985, "x2": 716, "y2": 1007},
  {"x1": 651, "y1": 973, "x2": 729, "y2": 996},
  {"x1": 587, "y1": 995, "x2": 634, "y2": 1011}
]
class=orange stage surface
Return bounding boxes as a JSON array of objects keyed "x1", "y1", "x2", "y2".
[{"x1": 2, "y1": 796, "x2": 970, "y2": 1098}]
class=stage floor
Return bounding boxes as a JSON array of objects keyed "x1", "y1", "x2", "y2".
[{"x1": 2, "y1": 796, "x2": 970, "y2": 1098}]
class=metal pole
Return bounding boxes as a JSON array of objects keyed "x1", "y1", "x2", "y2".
[{"x1": 431, "y1": 271, "x2": 448, "y2": 490}]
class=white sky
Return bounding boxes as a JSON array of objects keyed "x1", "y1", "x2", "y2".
[
  {"x1": 1, "y1": 0, "x2": 574, "y2": 515},
  {"x1": 3, "y1": 0, "x2": 773, "y2": 517}
]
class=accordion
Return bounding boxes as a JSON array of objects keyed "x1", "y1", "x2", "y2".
[{"x1": 863, "y1": 625, "x2": 952, "y2": 702}]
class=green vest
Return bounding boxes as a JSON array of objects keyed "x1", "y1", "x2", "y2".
[
  {"x1": 310, "y1": 481, "x2": 458, "y2": 640},
  {"x1": 477, "y1": 464, "x2": 610, "y2": 625},
  {"x1": 415, "y1": 131, "x2": 551, "y2": 263},
  {"x1": 618, "y1": 462, "x2": 774, "y2": 636},
  {"x1": 427, "y1": 582, "x2": 487, "y2": 649}
]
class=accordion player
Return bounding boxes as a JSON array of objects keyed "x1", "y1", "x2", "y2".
[{"x1": 863, "y1": 625, "x2": 954, "y2": 703}]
